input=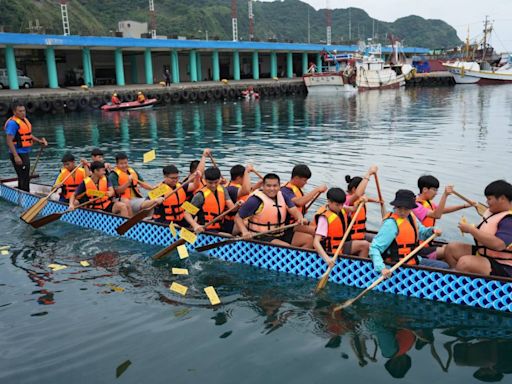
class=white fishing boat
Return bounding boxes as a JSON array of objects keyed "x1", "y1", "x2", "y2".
[{"x1": 443, "y1": 61, "x2": 481, "y2": 84}]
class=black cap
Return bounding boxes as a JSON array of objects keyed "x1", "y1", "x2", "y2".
[
  {"x1": 390, "y1": 189, "x2": 417, "y2": 210},
  {"x1": 91, "y1": 148, "x2": 104, "y2": 156}
]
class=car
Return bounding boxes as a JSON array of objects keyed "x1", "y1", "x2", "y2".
[{"x1": 0, "y1": 68, "x2": 34, "y2": 89}]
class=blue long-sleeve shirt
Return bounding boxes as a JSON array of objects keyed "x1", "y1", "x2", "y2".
[{"x1": 370, "y1": 216, "x2": 435, "y2": 272}]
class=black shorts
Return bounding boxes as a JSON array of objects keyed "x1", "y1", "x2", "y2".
[
  {"x1": 255, "y1": 228, "x2": 294, "y2": 245},
  {"x1": 485, "y1": 257, "x2": 512, "y2": 278},
  {"x1": 418, "y1": 245, "x2": 438, "y2": 257}
]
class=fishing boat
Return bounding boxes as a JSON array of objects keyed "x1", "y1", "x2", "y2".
[
  {"x1": 100, "y1": 98, "x2": 157, "y2": 111},
  {"x1": 2, "y1": 180, "x2": 512, "y2": 314}
]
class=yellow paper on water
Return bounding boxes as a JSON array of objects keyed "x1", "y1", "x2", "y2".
[
  {"x1": 143, "y1": 149, "x2": 156, "y2": 163},
  {"x1": 169, "y1": 222, "x2": 177, "y2": 237},
  {"x1": 170, "y1": 282, "x2": 188, "y2": 296},
  {"x1": 204, "y1": 286, "x2": 221, "y2": 305},
  {"x1": 182, "y1": 201, "x2": 199, "y2": 215},
  {"x1": 172, "y1": 268, "x2": 189, "y2": 275},
  {"x1": 80, "y1": 260, "x2": 90, "y2": 267},
  {"x1": 148, "y1": 184, "x2": 171, "y2": 200},
  {"x1": 177, "y1": 245, "x2": 189, "y2": 259},
  {"x1": 0, "y1": 245, "x2": 10, "y2": 251},
  {"x1": 86, "y1": 189, "x2": 105, "y2": 198},
  {"x1": 179, "y1": 227, "x2": 197, "y2": 244},
  {"x1": 1, "y1": 250, "x2": 9, "y2": 255},
  {"x1": 48, "y1": 263, "x2": 67, "y2": 271},
  {"x1": 108, "y1": 284, "x2": 125, "y2": 292}
]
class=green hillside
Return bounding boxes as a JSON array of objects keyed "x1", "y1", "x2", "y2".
[{"x1": 2, "y1": 0, "x2": 462, "y2": 49}]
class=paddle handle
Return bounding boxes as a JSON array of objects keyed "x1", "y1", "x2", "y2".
[
  {"x1": 208, "y1": 154, "x2": 218, "y2": 168},
  {"x1": 374, "y1": 173, "x2": 386, "y2": 219},
  {"x1": 253, "y1": 169, "x2": 264, "y2": 180},
  {"x1": 30, "y1": 146, "x2": 43, "y2": 177},
  {"x1": 452, "y1": 190, "x2": 475, "y2": 206},
  {"x1": 45, "y1": 164, "x2": 82, "y2": 201},
  {"x1": 247, "y1": 222, "x2": 299, "y2": 239},
  {"x1": 71, "y1": 196, "x2": 105, "y2": 211},
  {"x1": 305, "y1": 192, "x2": 322, "y2": 211}
]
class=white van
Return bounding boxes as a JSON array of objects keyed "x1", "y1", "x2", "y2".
[{"x1": 0, "y1": 68, "x2": 34, "y2": 89}]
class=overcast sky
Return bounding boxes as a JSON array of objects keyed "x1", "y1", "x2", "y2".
[{"x1": 260, "y1": 0, "x2": 512, "y2": 52}]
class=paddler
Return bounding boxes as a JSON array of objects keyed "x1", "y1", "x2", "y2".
[
  {"x1": 369, "y1": 189, "x2": 446, "y2": 278},
  {"x1": 111, "y1": 93, "x2": 121, "y2": 105},
  {"x1": 108, "y1": 152, "x2": 156, "y2": 216},
  {"x1": 443, "y1": 180, "x2": 512, "y2": 277},
  {"x1": 54, "y1": 152, "x2": 87, "y2": 203},
  {"x1": 82, "y1": 148, "x2": 112, "y2": 176},
  {"x1": 4, "y1": 103, "x2": 48, "y2": 191},
  {"x1": 313, "y1": 188, "x2": 370, "y2": 267},
  {"x1": 184, "y1": 167, "x2": 235, "y2": 233},
  {"x1": 137, "y1": 91, "x2": 146, "y2": 103},
  {"x1": 184, "y1": 148, "x2": 210, "y2": 200},
  {"x1": 344, "y1": 165, "x2": 380, "y2": 241},
  {"x1": 234, "y1": 173, "x2": 307, "y2": 246},
  {"x1": 70, "y1": 161, "x2": 129, "y2": 216},
  {"x1": 223, "y1": 164, "x2": 263, "y2": 233},
  {"x1": 152, "y1": 164, "x2": 201, "y2": 227}
]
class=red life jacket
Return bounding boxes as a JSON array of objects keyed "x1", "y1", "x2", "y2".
[
  {"x1": 384, "y1": 212, "x2": 419, "y2": 265},
  {"x1": 348, "y1": 197, "x2": 367, "y2": 240}
]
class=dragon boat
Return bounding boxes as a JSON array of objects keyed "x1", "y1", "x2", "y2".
[{"x1": 1, "y1": 180, "x2": 511, "y2": 314}]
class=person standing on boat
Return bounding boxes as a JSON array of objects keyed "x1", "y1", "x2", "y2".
[
  {"x1": 4, "y1": 103, "x2": 47, "y2": 191},
  {"x1": 109, "y1": 152, "x2": 156, "y2": 216},
  {"x1": 111, "y1": 93, "x2": 121, "y2": 105},
  {"x1": 54, "y1": 152, "x2": 86, "y2": 203},
  {"x1": 234, "y1": 173, "x2": 307, "y2": 246},
  {"x1": 369, "y1": 189, "x2": 446, "y2": 278},
  {"x1": 152, "y1": 164, "x2": 200, "y2": 227},
  {"x1": 70, "y1": 161, "x2": 129, "y2": 216},
  {"x1": 184, "y1": 167, "x2": 236, "y2": 233},
  {"x1": 313, "y1": 188, "x2": 370, "y2": 266},
  {"x1": 443, "y1": 180, "x2": 512, "y2": 277},
  {"x1": 137, "y1": 91, "x2": 146, "y2": 103}
]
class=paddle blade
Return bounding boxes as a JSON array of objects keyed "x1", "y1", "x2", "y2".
[
  {"x1": 153, "y1": 238, "x2": 186, "y2": 260},
  {"x1": 315, "y1": 272, "x2": 330, "y2": 293},
  {"x1": 29, "y1": 212, "x2": 63, "y2": 228},
  {"x1": 20, "y1": 198, "x2": 48, "y2": 223},
  {"x1": 476, "y1": 203, "x2": 487, "y2": 217},
  {"x1": 195, "y1": 239, "x2": 234, "y2": 253},
  {"x1": 116, "y1": 208, "x2": 152, "y2": 235},
  {"x1": 333, "y1": 299, "x2": 355, "y2": 313}
]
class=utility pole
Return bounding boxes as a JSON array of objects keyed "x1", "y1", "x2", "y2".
[
  {"x1": 348, "y1": 8, "x2": 351, "y2": 41},
  {"x1": 307, "y1": 8, "x2": 311, "y2": 44},
  {"x1": 325, "y1": 0, "x2": 332, "y2": 45},
  {"x1": 60, "y1": 0, "x2": 70, "y2": 36},
  {"x1": 248, "y1": 0, "x2": 254, "y2": 41},
  {"x1": 232, "y1": 0, "x2": 238, "y2": 41},
  {"x1": 149, "y1": 0, "x2": 156, "y2": 38}
]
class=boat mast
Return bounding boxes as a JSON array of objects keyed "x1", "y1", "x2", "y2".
[{"x1": 482, "y1": 15, "x2": 493, "y2": 61}]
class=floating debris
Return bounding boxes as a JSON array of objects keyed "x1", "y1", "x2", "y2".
[
  {"x1": 172, "y1": 268, "x2": 189, "y2": 275},
  {"x1": 116, "y1": 360, "x2": 132, "y2": 378},
  {"x1": 143, "y1": 149, "x2": 156, "y2": 163},
  {"x1": 204, "y1": 286, "x2": 221, "y2": 305},
  {"x1": 48, "y1": 263, "x2": 67, "y2": 271},
  {"x1": 177, "y1": 245, "x2": 189, "y2": 260},
  {"x1": 170, "y1": 282, "x2": 188, "y2": 296}
]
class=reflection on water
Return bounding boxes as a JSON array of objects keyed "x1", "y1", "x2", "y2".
[{"x1": 1, "y1": 86, "x2": 512, "y2": 383}]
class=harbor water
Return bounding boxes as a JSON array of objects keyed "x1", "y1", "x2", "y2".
[{"x1": 1, "y1": 85, "x2": 512, "y2": 383}]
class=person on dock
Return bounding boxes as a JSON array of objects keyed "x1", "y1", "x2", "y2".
[
  {"x1": 184, "y1": 167, "x2": 235, "y2": 233},
  {"x1": 369, "y1": 189, "x2": 447, "y2": 278},
  {"x1": 54, "y1": 152, "x2": 86, "y2": 203},
  {"x1": 70, "y1": 161, "x2": 129, "y2": 216},
  {"x1": 313, "y1": 188, "x2": 370, "y2": 266},
  {"x1": 137, "y1": 91, "x2": 146, "y2": 103},
  {"x1": 3, "y1": 103, "x2": 47, "y2": 191},
  {"x1": 344, "y1": 165, "x2": 380, "y2": 241},
  {"x1": 152, "y1": 164, "x2": 200, "y2": 227},
  {"x1": 413, "y1": 175, "x2": 474, "y2": 260},
  {"x1": 109, "y1": 152, "x2": 156, "y2": 216},
  {"x1": 443, "y1": 180, "x2": 512, "y2": 277},
  {"x1": 111, "y1": 93, "x2": 121, "y2": 105},
  {"x1": 223, "y1": 164, "x2": 263, "y2": 234},
  {"x1": 234, "y1": 173, "x2": 307, "y2": 246},
  {"x1": 164, "y1": 68, "x2": 171, "y2": 87}
]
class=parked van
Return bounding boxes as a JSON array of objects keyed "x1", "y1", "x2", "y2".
[{"x1": 0, "y1": 69, "x2": 34, "y2": 89}]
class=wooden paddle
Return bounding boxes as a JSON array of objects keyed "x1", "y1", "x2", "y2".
[
  {"x1": 315, "y1": 201, "x2": 365, "y2": 293},
  {"x1": 20, "y1": 164, "x2": 81, "y2": 223},
  {"x1": 115, "y1": 176, "x2": 193, "y2": 235},
  {"x1": 333, "y1": 233, "x2": 438, "y2": 312},
  {"x1": 152, "y1": 201, "x2": 242, "y2": 260},
  {"x1": 374, "y1": 173, "x2": 386, "y2": 219},
  {"x1": 195, "y1": 222, "x2": 299, "y2": 253},
  {"x1": 208, "y1": 153, "x2": 219, "y2": 168},
  {"x1": 252, "y1": 169, "x2": 264, "y2": 180},
  {"x1": 30, "y1": 146, "x2": 44, "y2": 177},
  {"x1": 305, "y1": 191, "x2": 322, "y2": 212},
  {"x1": 29, "y1": 196, "x2": 104, "y2": 229},
  {"x1": 452, "y1": 190, "x2": 487, "y2": 217}
]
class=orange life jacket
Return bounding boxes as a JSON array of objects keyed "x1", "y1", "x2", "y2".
[
  {"x1": 475, "y1": 209, "x2": 512, "y2": 266},
  {"x1": 247, "y1": 190, "x2": 288, "y2": 234},
  {"x1": 224, "y1": 181, "x2": 249, "y2": 222},
  {"x1": 199, "y1": 185, "x2": 226, "y2": 230},
  {"x1": 348, "y1": 197, "x2": 367, "y2": 240},
  {"x1": 384, "y1": 212, "x2": 419, "y2": 265},
  {"x1": 4, "y1": 116, "x2": 33, "y2": 148},
  {"x1": 137, "y1": 94, "x2": 146, "y2": 103},
  {"x1": 153, "y1": 183, "x2": 187, "y2": 223},
  {"x1": 283, "y1": 182, "x2": 307, "y2": 216},
  {"x1": 84, "y1": 176, "x2": 111, "y2": 210},
  {"x1": 314, "y1": 205, "x2": 349, "y2": 253},
  {"x1": 416, "y1": 197, "x2": 436, "y2": 227},
  {"x1": 58, "y1": 167, "x2": 86, "y2": 200},
  {"x1": 114, "y1": 167, "x2": 142, "y2": 199}
]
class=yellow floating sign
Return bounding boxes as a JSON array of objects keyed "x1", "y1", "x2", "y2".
[
  {"x1": 169, "y1": 222, "x2": 177, "y2": 237},
  {"x1": 182, "y1": 201, "x2": 199, "y2": 216},
  {"x1": 0, "y1": 245, "x2": 10, "y2": 251},
  {"x1": 177, "y1": 245, "x2": 189, "y2": 259},
  {"x1": 48, "y1": 263, "x2": 67, "y2": 271},
  {"x1": 80, "y1": 260, "x2": 90, "y2": 267},
  {"x1": 148, "y1": 184, "x2": 171, "y2": 200},
  {"x1": 170, "y1": 282, "x2": 188, "y2": 296},
  {"x1": 143, "y1": 149, "x2": 156, "y2": 163},
  {"x1": 1, "y1": 250, "x2": 9, "y2": 256},
  {"x1": 86, "y1": 189, "x2": 106, "y2": 198},
  {"x1": 179, "y1": 227, "x2": 197, "y2": 244},
  {"x1": 172, "y1": 267, "x2": 189, "y2": 275},
  {"x1": 204, "y1": 286, "x2": 221, "y2": 305}
]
